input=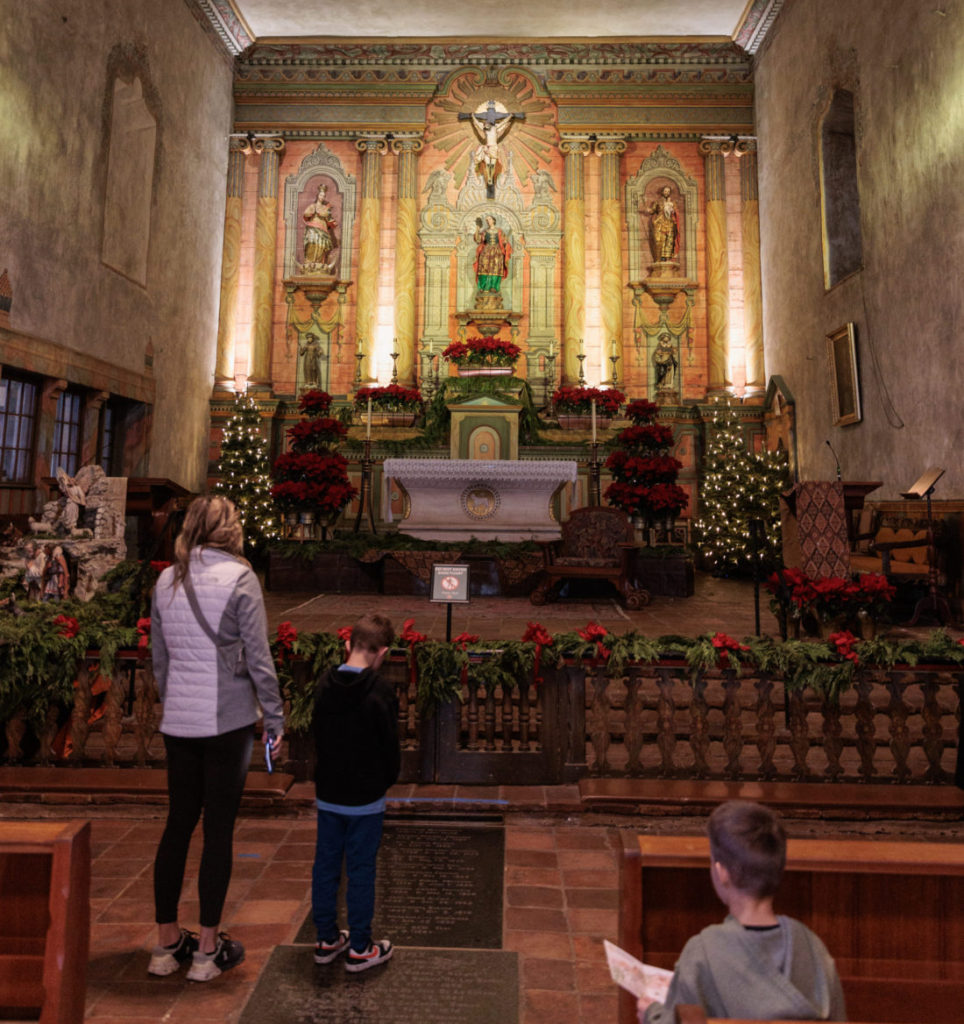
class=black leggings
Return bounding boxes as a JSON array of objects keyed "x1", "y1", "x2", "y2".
[{"x1": 154, "y1": 724, "x2": 254, "y2": 928}]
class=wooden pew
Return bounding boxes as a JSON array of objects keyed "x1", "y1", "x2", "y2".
[
  {"x1": 619, "y1": 834, "x2": 964, "y2": 1024},
  {"x1": 0, "y1": 821, "x2": 90, "y2": 1023},
  {"x1": 676, "y1": 1008, "x2": 917, "y2": 1024}
]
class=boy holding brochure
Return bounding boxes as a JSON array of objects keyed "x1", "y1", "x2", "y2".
[{"x1": 638, "y1": 801, "x2": 846, "y2": 1022}]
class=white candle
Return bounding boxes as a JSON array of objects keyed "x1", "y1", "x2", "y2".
[
  {"x1": 549, "y1": 338, "x2": 555, "y2": 359},
  {"x1": 366, "y1": 396, "x2": 372, "y2": 440},
  {"x1": 591, "y1": 400, "x2": 597, "y2": 444}
]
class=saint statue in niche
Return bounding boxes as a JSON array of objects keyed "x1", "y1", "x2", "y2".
[
  {"x1": 646, "y1": 185, "x2": 680, "y2": 263},
  {"x1": 652, "y1": 332, "x2": 679, "y2": 391},
  {"x1": 473, "y1": 214, "x2": 512, "y2": 309},
  {"x1": 301, "y1": 182, "x2": 337, "y2": 274},
  {"x1": 299, "y1": 333, "x2": 322, "y2": 390}
]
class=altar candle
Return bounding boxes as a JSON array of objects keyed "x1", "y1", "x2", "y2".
[
  {"x1": 549, "y1": 338, "x2": 555, "y2": 359},
  {"x1": 591, "y1": 400, "x2": 597, "y2": 444},
  {"x1": 366, "y1": 396, "x2": 372, "y2": 440}
]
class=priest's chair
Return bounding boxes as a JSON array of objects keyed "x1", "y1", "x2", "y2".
[{"x1": 530, "y1": 505, "x2": 650, "y2": 609}]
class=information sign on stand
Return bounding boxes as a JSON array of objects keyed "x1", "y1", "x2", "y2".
[{"x1": 431, "y1": 564, "x2": 469, "y2": 642}]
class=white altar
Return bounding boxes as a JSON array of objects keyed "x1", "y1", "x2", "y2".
[{"x1": 382, "y1": 458, "x2": 578, "y2": 541}]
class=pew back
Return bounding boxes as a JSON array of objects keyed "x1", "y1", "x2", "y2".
[{"x1": 620, "y1": 835, "x2": 964, "y2": 1024}]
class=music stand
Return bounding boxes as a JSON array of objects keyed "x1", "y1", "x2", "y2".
[{"x1": 900, "y1": 467, "x2": 951, "y2": 626}]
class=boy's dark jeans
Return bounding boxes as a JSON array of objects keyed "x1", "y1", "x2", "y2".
[{"x1": 311, "y1": 808, "x2": 384, "y2": 952}]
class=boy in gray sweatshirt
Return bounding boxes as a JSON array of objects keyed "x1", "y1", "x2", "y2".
[{"x1": 639, "y1": 800, "x2": 846, "y2": 1023}]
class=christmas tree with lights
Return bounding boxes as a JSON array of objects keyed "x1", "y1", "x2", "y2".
[
  {"x1": 214, "y1": 393, "x2": 279, "y2": 552},
  {"x1": 693, "y1": 399, "x2": 789, "y2": 577}
]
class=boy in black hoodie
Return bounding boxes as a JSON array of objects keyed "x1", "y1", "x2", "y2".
[{"x1": 310, "y1": 613, "x2": 399, "y2": 972}]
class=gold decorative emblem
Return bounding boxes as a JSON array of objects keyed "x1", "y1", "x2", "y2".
[{"x1": 461, "y1": 484, "x2": 500, "y2": 520}]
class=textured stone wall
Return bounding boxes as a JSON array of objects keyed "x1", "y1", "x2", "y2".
[
  {"x1": 0, "y1": 0, "x2": 233, "y2": 491},
  {"x1": 755, "y1": 0, "x2": 964, "y2": 498}
]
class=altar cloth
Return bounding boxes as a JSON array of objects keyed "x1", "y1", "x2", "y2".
[{"x1": 382, "y1": 458, "x2": 578, "y2": 541}]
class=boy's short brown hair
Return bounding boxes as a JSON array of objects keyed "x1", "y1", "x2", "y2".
[
  {"x1": 707, "y1": 800, "x2": 787, "y2": 899},
  {"x1": 349, "y1": 614, "x2": 394, "y2": 654}
]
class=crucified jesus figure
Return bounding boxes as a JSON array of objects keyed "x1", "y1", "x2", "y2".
[{"x1": 459, "y1": 100, "x2": 525, "y2": 198}]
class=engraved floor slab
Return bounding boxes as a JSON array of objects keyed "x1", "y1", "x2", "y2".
[
  {"x1": 239, "y1": 946, "x2": 519, "y2": 1024},
  {"x1": 295, "y1": 819, "x2": 504, "y2": 949}
]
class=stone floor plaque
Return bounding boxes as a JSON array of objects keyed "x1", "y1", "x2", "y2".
[
  {"x1": 295, "y1": 820, "x2": 504, "y2": 949},
  {"x1": 239, "y1": 946, "x2": 519, "y2": 1024}
]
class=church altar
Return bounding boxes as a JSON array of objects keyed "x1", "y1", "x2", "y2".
[{"x1": 382, "y1": 458, "x2": 577, "y2": 541}]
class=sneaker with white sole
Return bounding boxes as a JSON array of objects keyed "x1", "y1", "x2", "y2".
[
  {"x1": 345, "y1": 939, "x2": 393, "y2": 973},
  {"x1": 186, "y1": 933, "x2": 245, "y2": 982},
  {"x1": 147, "y1": 929, "x2": 199, "y2": 976},
  {"x1": 314, "y1": 929, "x2": 349, "y2": 964}
]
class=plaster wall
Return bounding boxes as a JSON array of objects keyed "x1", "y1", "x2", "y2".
[
  {"x1": 0, "y1": 0, "x2": 234, "y2": 491},
  {"x1": 755, "y1": 0, "x2": 964, "y2": 498}
]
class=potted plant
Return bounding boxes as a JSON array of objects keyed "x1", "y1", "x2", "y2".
[
  {"x1": 442, "y1": 337, "x2": 521, "y2": 376},
  {"x1": 271, "y1": 390, "x2": 357, "y2": 540},
  {"x1": 354, "y1": 384, "x2": 423, "y2": 427},
  {"x1": 552, "y1": 385, "x2": 625, "y2": 429}
]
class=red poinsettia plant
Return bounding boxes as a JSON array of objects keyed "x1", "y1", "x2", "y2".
[
  {"x1": 604, "y1": 398, "x2": 688, "y2": 522},
  {"x1": 552, "y1": 385, "x2": 625, "y2": 416},
  {"x1": 271, "y1": 389, "x2": 357, "y2": 517},
  {"x1": 442, "y1": 337, "x2": 521, "y2": 368},
  {"x1": 354, "y1": 384, "x2": 423, "y2": 412}
]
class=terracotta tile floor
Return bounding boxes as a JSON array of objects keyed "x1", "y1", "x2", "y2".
[{"x1": 80, "y1": 808, "x2": 626, "y2": 1024}]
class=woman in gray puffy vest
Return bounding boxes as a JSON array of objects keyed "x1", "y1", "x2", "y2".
[{"x1": 147, "y1": 495, "x2": 285, "y2": 982}]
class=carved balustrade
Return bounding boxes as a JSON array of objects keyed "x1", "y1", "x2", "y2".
[{"x1": 1, "y1": 654, "x2": 961, "y2": 786}]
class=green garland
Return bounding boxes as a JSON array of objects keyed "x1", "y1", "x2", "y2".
[{"x1": 4, "y1": 584, "x2": 963, "y2": 738}]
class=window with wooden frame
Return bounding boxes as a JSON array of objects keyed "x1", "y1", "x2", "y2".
[
  {"x1": 0, "y1": 372, "x2": 40, "y2": 484},
  {"x1": 50, "y1": 387, "x2": 84, "y2": 476}
]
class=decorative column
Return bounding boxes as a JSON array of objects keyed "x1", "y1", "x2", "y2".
[
  {"x1": 215, "y1": 140, "x2": 247, "y2": 387},
  {"x1": 355, "y1": 135, "x2": 388, "y2": 382},
  {"x1": 561, "y1": 136, "x2": 591, "y2": 384},
  {"x1": 392, "y1": 135, "x2": 423, "y2": 387},
  {"x1": 699, "y1": 138, "x2": 731, "y2": 394},
  {"x1": 250, "y1": 137, "x2": 285, "y2": 386},
  {"x1": 739, "y1": 139, "x2": 765, "y2": 397},
  {"x1": 596, "y1": 135, "x2": 627, "y2": 379}
]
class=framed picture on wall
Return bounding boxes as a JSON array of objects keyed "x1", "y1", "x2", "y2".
[{"x1": 827, "y1": 322, "x2": 861, "y2": 426}]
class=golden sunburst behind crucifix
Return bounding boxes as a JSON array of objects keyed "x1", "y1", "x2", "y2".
[{"x1": 426, "y1": 69, "x2": 557, "y2": 191}]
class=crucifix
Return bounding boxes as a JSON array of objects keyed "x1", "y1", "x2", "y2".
[{"x1": 458, "y1": 99, "x2": 526, "y2": 198}]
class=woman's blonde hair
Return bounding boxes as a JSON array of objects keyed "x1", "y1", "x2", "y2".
[{"x1": 172, "y1": 495, "x2": 246, "y2": 586}]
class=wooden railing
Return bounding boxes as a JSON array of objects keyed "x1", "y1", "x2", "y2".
[{"x1": 1, "y1": 654, "x2": 961, "y2": 787}]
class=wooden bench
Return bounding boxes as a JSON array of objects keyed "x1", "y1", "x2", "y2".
[
  {"x1": 0, "y1": 821, "x2": 90, "y2": 1023},
  {"x1": 619, "y1": 834, "x2": 964, "y2": 1024},
  {"x1": 676, "y1": 1009, "x2": 914, "y2": 1024}
]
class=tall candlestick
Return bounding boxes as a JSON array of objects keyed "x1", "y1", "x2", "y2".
[
  {"x1": 366, "y1": 396, "x2": 372, "y2": 440},
  {"x1": 591, "y1": 400, "x2": 597, "y2": 444}
]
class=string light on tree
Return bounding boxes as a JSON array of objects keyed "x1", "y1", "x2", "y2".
[
  {"x1": 214, "y1": 392, "x2": 280, "y2": 553},
  {"x1": 692, "y1": 397, "x2": 788, "y2": 577}
]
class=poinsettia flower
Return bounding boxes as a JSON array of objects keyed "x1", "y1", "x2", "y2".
[
  {"x1": 53, "y1": 614, "x2": 79, "y2": 639},
  {"x1": 577, "y1": 622, "x2": 610, "y2": 660},
  {"x1": 298, "y1": 389, "x2": 333, "y2": 415},
  {"x1": 829, "y1": 630, "x2": 860, "y2": 664},
  {"x1": 275, "y1": 621, "x2": 297, "y2": 650},
  {"x1": 710, "y1": 632, "x2": 749, "y2": 652},
  {"x1": 522, "y1": 622, "x2": 553, "y2": 647},
  {"x1": 337, "y1": 625, "x2": 353, "y2": 643},
  {"x1": 400, "y1": 618, "x2": 426, "y2": 645},
  {"x1": 452, "y1": 632, "x2": 480, "y2": 650}
]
